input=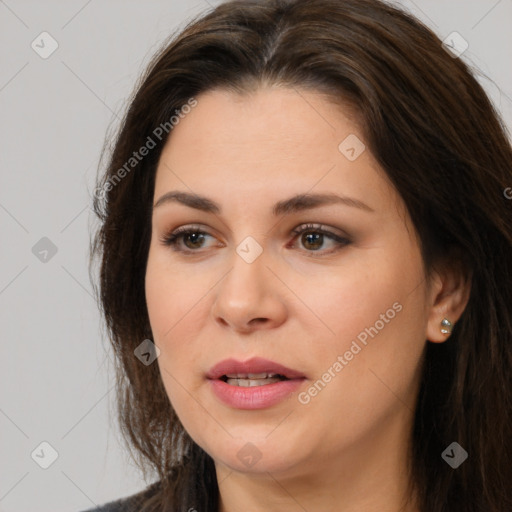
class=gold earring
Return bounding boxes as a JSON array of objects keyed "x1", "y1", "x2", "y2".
[{"x1": 440, "y1": 318, "x2": 453, "y2": 334}]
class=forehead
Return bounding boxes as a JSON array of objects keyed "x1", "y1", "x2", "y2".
[{"x1": 153, "y1": 87, "x2": 400, "y2": 217}]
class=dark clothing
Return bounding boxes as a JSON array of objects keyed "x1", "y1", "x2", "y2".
[{"x1": 81, "y1": 481, "x2": 162, "y2": 512}]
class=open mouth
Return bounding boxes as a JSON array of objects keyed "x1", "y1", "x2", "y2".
[
  {"x1": 207, "y1": 358, "x2": 305, "y2": 409},
  {"x1": 220, "y1": 373, "x2": 290, "y2": 387}
]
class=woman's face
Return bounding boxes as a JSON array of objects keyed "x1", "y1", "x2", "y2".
[{"x1": 145, "y1": 86, "x2": 434, "y2": 479}]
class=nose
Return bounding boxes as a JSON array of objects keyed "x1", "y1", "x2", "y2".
[{"x1": 211, "y1": 246, "x2": 287, "y2": 334}]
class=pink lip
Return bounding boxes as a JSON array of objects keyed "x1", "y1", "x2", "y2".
[{"x1": 206, "y1": 357, "x2": 306, "y2": 410}]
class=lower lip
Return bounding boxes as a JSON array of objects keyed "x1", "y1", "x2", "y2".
[{"x1": 208, "y1": 378, "x2": 305, "y2": 410}]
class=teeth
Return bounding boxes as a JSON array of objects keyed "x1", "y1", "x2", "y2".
[
  {"x1": 225, "y1": 373, "x2": 279, "y2": 379},
  {"x1": 226, "y1": 377, "x2": 282, "y2": 387}
]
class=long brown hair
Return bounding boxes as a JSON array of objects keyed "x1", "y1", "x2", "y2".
[{"x1": 89, "y1": 1, "x2": 512, "y2": 510}]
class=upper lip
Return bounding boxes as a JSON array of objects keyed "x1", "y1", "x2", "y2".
[{"x1": 206, "y1": 357, "x2": 306, "y2": 380}]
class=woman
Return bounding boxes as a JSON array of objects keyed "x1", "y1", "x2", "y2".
[{"x1": 87, "y1": 0, "x2": 512, "y2": 510}]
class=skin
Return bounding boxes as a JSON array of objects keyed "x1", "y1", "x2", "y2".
[{"x1": 145, "y1": 86, "x2": 471, "y2": 512}]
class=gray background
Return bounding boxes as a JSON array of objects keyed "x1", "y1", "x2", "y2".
[{"x1": 0, "y1": 1, "x2": 511, "y2": 511}]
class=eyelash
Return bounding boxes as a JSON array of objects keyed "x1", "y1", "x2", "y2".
[{"x1": 159, "y1": 223, "x2": 351, "y2": 257}]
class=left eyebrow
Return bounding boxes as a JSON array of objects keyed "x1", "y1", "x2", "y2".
[{"x1": 152, "y1": 191, "x2": 375, "y2": 215}]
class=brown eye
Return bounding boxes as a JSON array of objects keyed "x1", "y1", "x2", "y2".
[
  {"x1": 181, "y1": 232, "x2": 207, "y2": 249},
  {"x1": 301, "y1": 232, "x2": 324, "y2": 251},
  {"x1": 160, "y1": 226, "x2": 215, "y2": 252},
  {"x1": 290, "y1": 223, "x2": 351, "y2": 255}
]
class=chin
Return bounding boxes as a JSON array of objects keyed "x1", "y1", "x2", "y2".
[{"x1": 202, "y1": 432, "x2": 306, "y2": 476}]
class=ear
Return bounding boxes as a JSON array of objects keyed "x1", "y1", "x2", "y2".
[{"x1": 425, "y1": 248, "x2": 472, "y2": 343}]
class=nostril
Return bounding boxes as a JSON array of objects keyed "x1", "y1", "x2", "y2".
[{"x1": 250, "y1": 318, "x2": 268, "y2": 325}]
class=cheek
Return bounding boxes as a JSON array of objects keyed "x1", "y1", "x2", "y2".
[
  {"x1": 299, "y1": 256, "x2": 401, "y2": 357},
  {"x1": 145, "y1": 248, "x2": 212, "y2": 386},
  {"x1": 298, "y1": 253, "x2": 427, "y2": 442},
  {"x1": 145, "y1": 256, "x2": 208, "y2": 434},
  {"x1": 316, "y1": 232, "x2": 426, "y2": 351},
  {"x1": 145, "y1": 247, "x2": 202, "y2": 338}
]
